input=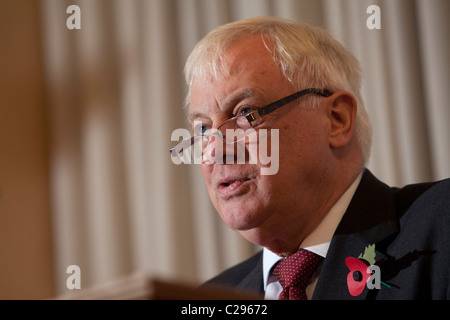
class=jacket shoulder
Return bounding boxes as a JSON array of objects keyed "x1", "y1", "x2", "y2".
[
  {"x1": 394, "y1": 177, "x2": 450, "y2": 221},
  {"x1": 382, "y1": 178, "x2": 450, "y2": 299}
]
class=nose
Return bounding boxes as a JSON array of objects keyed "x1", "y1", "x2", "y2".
[
  {"x1": 202, "y1": 134, "x2": 224, "y2": 165},
  {"x1": 202, "y1": 132, "x2": 250, "y2": 165}
]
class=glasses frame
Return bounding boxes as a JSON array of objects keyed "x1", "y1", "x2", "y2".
[{"x1": 170, "y1": 88, "x2": 333, "y2": 157}]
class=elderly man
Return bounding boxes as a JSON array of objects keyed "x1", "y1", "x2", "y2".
[{"x1": 170, "y1": 17, "x2": 450, "y2": 300}]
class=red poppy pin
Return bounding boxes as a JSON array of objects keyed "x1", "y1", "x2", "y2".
[{"x1": 345, "y1": 244, "x2": 390, "y2": 296}]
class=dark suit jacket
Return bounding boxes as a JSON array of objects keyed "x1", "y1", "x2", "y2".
[{"x1": 204, "y1": 169, "x2": 450, "y2": 299}]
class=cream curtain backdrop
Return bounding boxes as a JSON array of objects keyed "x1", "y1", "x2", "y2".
[{"x1": 40, "y1": 0, "x2": 450, "y2": 294}]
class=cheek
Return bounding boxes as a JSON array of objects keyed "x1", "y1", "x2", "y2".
[
  {"x1": 200, "y1": 165, "x2": 214, "y2": 194},
  {"x1": 277, "y1": 118, "x2": 328, "y2": 173},
  {"x1": 201, "y1": 166, "x2": 223, "y2": 214}
]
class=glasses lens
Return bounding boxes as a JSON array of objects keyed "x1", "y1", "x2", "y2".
[
  {"x1": 219, "y1": 116, "x2": 258, "y2": 145},
  {"x1": 219, "y1": 116, "x2": 246, "y2": 135},
  {"x1": 171, "y1": 136, "x2": 208, "y2": 163}
]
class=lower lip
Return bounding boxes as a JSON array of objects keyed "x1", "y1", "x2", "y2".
[{"x1": 218, "y1": 179, "x2": 251, "y2": 197}]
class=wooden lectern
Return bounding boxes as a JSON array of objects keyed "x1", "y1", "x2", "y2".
[{"x1": 56, "y1": 272, "x2": 262, "y2": 300}]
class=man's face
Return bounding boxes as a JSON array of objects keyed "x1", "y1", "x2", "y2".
[{"x1": 189, "y1": 36, "x2": 335, "y2": 255}]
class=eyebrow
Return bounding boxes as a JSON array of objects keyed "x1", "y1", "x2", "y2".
[
  {"x1": 188, "y1": 111, "x2": 209, "y2": 126},
  {"x1": 188, "y1": 88, "x2": 258, "y2": 125}
]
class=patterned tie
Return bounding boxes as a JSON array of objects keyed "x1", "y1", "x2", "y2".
[{"x1": 272, "y1": 249, "x2": 324, "y2": 300}]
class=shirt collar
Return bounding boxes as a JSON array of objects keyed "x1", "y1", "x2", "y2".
[{"x1": 262, "y1": 172, "x2": 363, "y2": 289}]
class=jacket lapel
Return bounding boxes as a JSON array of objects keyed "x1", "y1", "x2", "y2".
[
  {"x1": 236, "y1": 251, "x2": 264, "y2": 293},
  {"x1": 312, "y1": 169, "x2": 398, "y2": 300}
]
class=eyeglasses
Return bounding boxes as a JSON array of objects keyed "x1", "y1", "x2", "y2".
[{"x1": 170, "y1": 88, "x2": 332, "y2": 163}]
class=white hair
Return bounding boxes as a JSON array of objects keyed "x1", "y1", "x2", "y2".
[{"x1": 184, "y1": 17, "x2": 372, "y2": 164}]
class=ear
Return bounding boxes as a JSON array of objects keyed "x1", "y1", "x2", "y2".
[{"x1": 326, "y1": 91, "x2": 357, "y2": 149}]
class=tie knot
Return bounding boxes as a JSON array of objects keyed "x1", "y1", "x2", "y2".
[{"x1": 273, "y1": 249, "x2": 324, "y2": 300}]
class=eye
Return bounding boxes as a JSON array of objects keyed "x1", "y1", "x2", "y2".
[
  {"x1": 237, "y1": 106, "x2": 258, "y2": 116},
  {"x1": 193, "y1": 123, "x2": 211, "y2": 136},
  {"x1": 235, "y1": 106, "x2": 263, "y2": 129}
]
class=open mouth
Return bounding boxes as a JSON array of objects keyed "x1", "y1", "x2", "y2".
[
  {"x1": 217, "y1": 177, "x2": 252, "y2": 196},
  {"x1": 220, "y1": 178, "x2": 248, "y2": 187},
  {"x1": 222, "y1": 179, "x2": 239, "y2": 187}
]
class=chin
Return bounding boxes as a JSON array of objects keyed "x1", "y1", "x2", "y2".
[
  {"x1": 236, "y1": 226, "x2": 281, "y2": 251},
  {"x1": 218, "y1": 202, "x2": 269, "y2": 233}
]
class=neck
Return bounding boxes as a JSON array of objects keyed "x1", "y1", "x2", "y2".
[{"x1": 264, "y1": 167, "x2": 363, "y2": 256}]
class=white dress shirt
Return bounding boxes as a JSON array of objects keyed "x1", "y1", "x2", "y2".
[{"x1": 263, "y1": 173, "x2": 362, "y2": 300}]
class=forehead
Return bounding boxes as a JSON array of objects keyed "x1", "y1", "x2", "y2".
[{"x1": 189, "y1": 35, "x2": 291, "y2": 118}]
